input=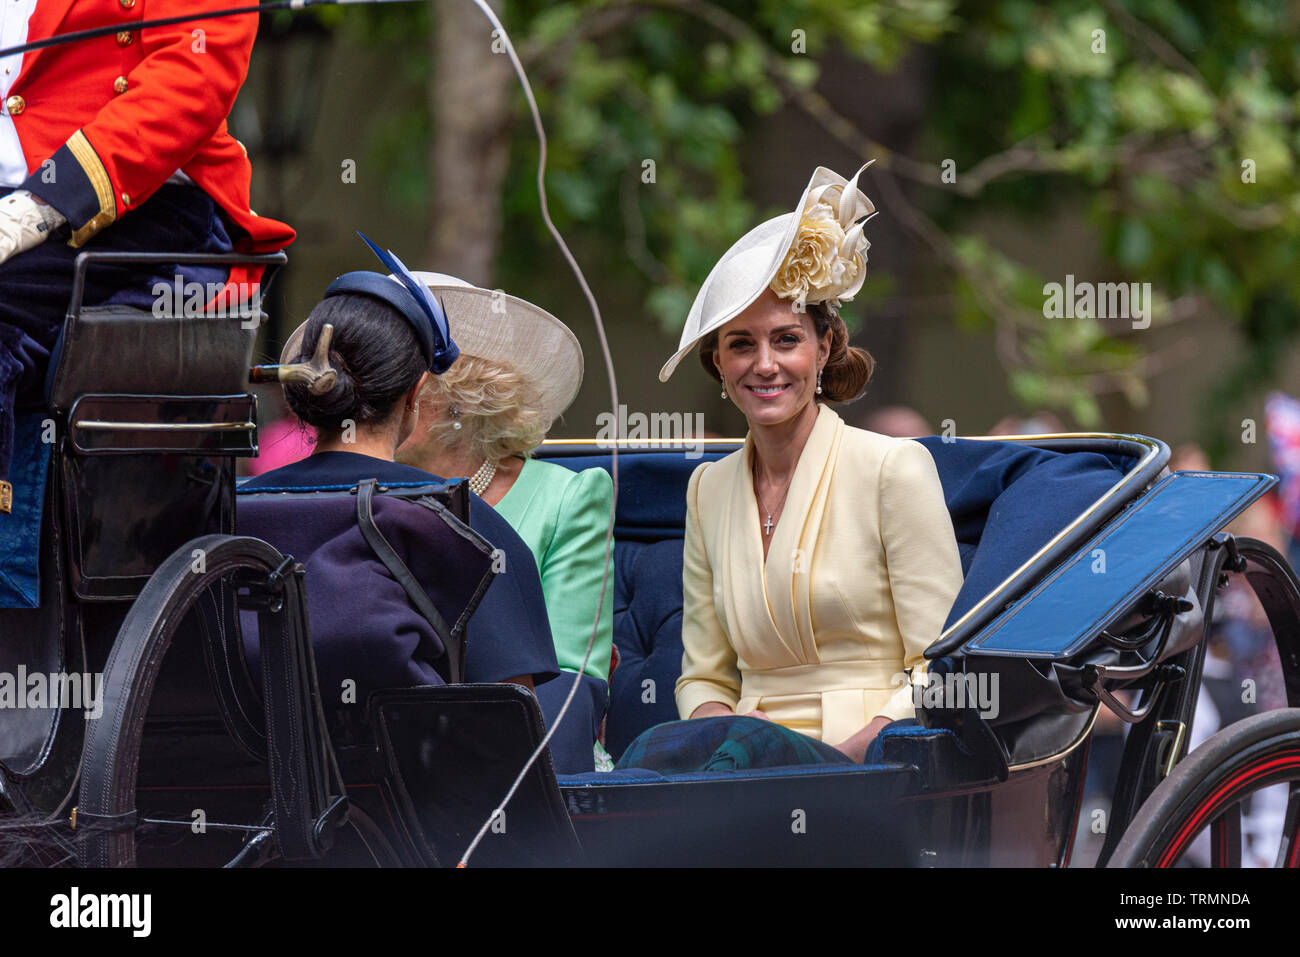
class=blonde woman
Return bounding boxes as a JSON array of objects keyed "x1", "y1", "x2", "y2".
[{"x1": 397, "y1": 274, "x2": 615, "y2": 773}]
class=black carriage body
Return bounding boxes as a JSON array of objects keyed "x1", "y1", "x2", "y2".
[
  {"x1": 151, "y1": 433, "x2": 1300, "y2": 867},
  {"x1": 0, "y1": 252, "x2": 282, "y2": 823},
  {"x1": 0, "y1": 251, "x2": 580, "y2": 868},
  {"x1": 4, "y1": 249, "x2": 1300, "y2": 867},
  {"x1": 561, "y1": 722, "x2": 1088, "y2": 867}
]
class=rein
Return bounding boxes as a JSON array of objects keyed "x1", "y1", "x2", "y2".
[{"x1": 0, "y1": 1, "x2": 412, "y2": 59}]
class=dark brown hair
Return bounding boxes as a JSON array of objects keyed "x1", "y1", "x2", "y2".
[
  {"x1": 697, "y1": 300, "x2": 874, "y2": 403},
  {"x1": 283, "y1": 293, "x2": 427, "y2": 431}
]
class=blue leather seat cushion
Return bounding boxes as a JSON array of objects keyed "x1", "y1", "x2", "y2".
[{"x1": 608, "y1": 539, "x2": 686, "y2": 758}]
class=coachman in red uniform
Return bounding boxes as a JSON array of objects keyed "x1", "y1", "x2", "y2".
[{"x1": 0, "y1": 0, "x2": 295, "y2": 512}]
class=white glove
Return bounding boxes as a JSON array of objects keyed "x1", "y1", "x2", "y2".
[{"x1": 0, "y1": 189, "x2": 67, "y2": 266}]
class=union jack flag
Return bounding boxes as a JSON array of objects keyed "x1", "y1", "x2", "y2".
[{"x1": 1265, "y1": 391, "x2": 1300, "y2": 534}]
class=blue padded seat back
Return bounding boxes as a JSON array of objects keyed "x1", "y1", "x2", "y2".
[
  {"x1": 535, "y1": 450, "x2": 730, "y2": 541},
  {"x1": 915, "y1": 438, "x2": 1132, "y2": 628},
  {"x1": 608, "y1": 539, "x2": 686, "y2": 757},
  {"x1": 539, "y1": 440, "x2": 1133, "y2": 758},
  {"x1": 541, "y1": 450, "x2": 726, "y2": 759}
]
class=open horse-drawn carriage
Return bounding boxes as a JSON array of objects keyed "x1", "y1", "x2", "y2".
[{"x1": 2, "y1": 248, "x2": 1299, "y2": 868}]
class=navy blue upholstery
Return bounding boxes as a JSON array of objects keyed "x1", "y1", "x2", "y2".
[
  {"x1": 533, "y1": 670, "x2": 608, "y2": 768},
  {"x1": 538, "y1": 439, "x2": 1135, "y2": 760},
  {"x1": 607, "y1": 539, "x2": 686, "y2": 757},
  {"x1": 539, "y1": 449, "x2": 728, "y2": 758},
  {"x1": 536, "y1": 450, "x2": 731, "y2": 542},
  {"x1": 913, "y1": 437, "x2": 1132, "y2": 628}
]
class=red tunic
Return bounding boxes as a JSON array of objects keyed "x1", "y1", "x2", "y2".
[{"x1": 10, "y1": 0, "x2": 294, "y2": 257}]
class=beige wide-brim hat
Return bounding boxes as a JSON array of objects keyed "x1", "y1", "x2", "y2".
[
  {"x1": 658, "y1": 163, "x2": 876, "y2": 382},
  {"x1": 281, "y1": 273, "x2": 583, "y2": 428},
  {"x1": 409, "y1": 272, "x2": 583, "y2": 428}
]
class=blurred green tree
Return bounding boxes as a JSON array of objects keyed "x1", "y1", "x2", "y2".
[{"x1": 343, "y1": 0, "x2": 1299, "y2": 456}]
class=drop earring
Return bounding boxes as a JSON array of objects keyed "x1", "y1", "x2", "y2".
[
  {"x1": 815, "y1": 369, "x2": 823, "y2": 395},
  {"x1": 721, "y1": 385, "x2": 728, "y2": 399},
  {"x1": 449, "y1": 404, "x2": 463, "y2": 430}
]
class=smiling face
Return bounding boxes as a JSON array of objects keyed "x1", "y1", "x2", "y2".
[{"x1": 712, "y1": 288, "x2": 832, "y2": 431}]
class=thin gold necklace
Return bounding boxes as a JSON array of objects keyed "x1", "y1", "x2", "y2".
[{"x1": 752, "y1": 456, "x2": 793, "y2": 537}]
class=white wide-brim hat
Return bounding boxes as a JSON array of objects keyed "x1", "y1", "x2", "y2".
[
  {"x1": 409, "y1": 272, "x2": 583, "y2": 428},
  {"x1": 658, "y1": 163, "x2": 876, "y2": 382}
]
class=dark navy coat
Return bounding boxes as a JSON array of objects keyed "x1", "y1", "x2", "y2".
[{"x1": 237, "y1": 452, "x2": 559, "y2": 705}]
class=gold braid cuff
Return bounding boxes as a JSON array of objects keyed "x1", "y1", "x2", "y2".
[{"x1": 66, "y1": 131, "x2": 117, "y2": 247}]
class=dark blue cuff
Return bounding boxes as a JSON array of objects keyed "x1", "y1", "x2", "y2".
[{"x1": 21, "y1": 134, "x2": 116, "y2": 246}]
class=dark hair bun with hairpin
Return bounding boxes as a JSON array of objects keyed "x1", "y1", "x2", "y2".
[{"x1": 283, "y1": 293, "x2": 427, "y2": 430}]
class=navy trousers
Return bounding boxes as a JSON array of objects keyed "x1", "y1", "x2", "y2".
[{"x1": 0, "y1": 183, "x2": 233, "y2": 482}]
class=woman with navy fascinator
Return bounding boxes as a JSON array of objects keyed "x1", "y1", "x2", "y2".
[{"x1": 240, "y1": 235, "x2": 560, "y2": 703}]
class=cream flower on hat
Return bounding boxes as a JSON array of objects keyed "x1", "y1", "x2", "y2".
[
  {"x1": 659, "y1": 163, "x2": 876, "y2": 382},
  {"x1": 772, "y1": 183, "x2": 872, "y2": 309}
]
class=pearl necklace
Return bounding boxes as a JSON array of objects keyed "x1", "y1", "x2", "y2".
[{"x1": 468, "y1": 460, "x2": 497, "y2": 497}]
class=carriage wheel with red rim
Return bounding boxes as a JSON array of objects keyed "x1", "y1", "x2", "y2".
[{"x1": 1107, "y1": 708, "x2": 1300, "y2": 867}]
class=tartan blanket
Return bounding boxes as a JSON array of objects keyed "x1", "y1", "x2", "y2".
[{"x1": 615, "y1": 715, "x2": 854, "y2": 773}]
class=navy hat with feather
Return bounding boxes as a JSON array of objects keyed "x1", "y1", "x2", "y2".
[{"x1": 283, "y1": 232, "x2": 460, "y2": 374}]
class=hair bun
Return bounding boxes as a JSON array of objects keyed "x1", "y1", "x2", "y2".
[
  {"x1": 278, "y1": 293, "x2": 428, "y2": 434},
  {"x1": 814, "y1": 303, "x2": 872, "y2": 403},
  {"x1": 821, "y1": 344, "x2": 873, "y2": 403},
  {"x1": 284, "y1": 351, "x2": 359, "y2": 429}
]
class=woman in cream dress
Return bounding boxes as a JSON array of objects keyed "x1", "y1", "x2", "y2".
[{"x1": 658, "y1": 165, "x2": 965, "y2": 763}]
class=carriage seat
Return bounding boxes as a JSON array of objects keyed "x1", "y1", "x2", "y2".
[
  {"x1": 234, "y1": 483, "x2": 496, "y2": 705},
  {"x1": 537, "y1": 437, "x2": 1135, "y2": 766},
  {"x1": 44, "y1": 300, "x2": 260, "y2": 412},
  {"x1": 4, "y1": 295, "x2": 263, "y2": 608},
  {"x1": 5, "y1": 254, "x2": 279, "y2": 609}
]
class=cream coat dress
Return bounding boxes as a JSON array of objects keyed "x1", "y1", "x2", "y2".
[{"x1": 674, "y1": 404, "x2": 965, "y2": 746}]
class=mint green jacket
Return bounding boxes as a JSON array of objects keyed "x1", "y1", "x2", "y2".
[{"x1": 495, "y1": 458, "x2": 615, "y2": 682}]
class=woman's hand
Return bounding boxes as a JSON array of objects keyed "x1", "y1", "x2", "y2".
[
  {"x1": 833, "y1": 715, "x2": 892, "y2": 764},
  {"x1": 689, "y1": 702, "x2": 734, "y2": 719},
  {"x1": 689, "y1": 702, "x2": 771, "y2": 721}
]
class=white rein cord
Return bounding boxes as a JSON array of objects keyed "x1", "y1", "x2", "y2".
[{"x1": 457, "y1": 0, "x2": 619, "y2": 868}]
